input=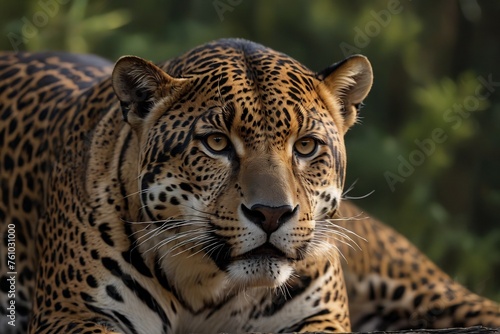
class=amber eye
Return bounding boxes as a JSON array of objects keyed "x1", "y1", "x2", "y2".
[
  {"x1": 203, "y1": 133, "x2": 231, "y2": 153},
  {"x1": 294, "y1": 137, "x2": 318, "y2": 157}
]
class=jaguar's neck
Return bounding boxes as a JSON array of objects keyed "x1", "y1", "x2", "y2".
[{"x1": 83, "y1": 83, "x2": 142, "y2": 235}]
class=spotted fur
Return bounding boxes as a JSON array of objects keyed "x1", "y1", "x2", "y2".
[{"x1": 0, "y1": 39, "x2": 498, "y2": 333}]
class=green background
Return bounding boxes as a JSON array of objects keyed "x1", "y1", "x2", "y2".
[{"x1": 1, "y1": 0, "x2": 499, "y2": 301}]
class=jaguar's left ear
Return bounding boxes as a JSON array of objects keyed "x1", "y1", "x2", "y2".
[
  {"x1": 112, "y1": 56, "x2": 189, "y2": 127},
  {"x1": 316, "y1": 55, "x2": 373, "y2": 132}
]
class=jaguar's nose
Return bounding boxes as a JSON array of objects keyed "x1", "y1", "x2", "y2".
[{"x1": 241, "y1": 204, "x2": 299, "y2": 234}]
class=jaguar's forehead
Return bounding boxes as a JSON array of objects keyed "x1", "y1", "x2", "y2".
[
  {"x1": 164, "y1": 39, "x2": 334, "y2": 145},
  {"x1": 167, "y1": 39, "x2": 314, "y2": 83}
]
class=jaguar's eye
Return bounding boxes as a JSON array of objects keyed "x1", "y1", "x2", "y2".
[
  {"x1": 294, "y1": 137, "x2": 318, "y2": 157},
  {"x1": 203, "y1": 133, "x2": 231, "y2": 153}
]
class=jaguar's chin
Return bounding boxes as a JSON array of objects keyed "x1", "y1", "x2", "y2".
[{"x1": 226, "y1": 256, "x2": 294, "y2": 288}]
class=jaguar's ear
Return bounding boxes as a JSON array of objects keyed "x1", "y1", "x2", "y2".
[
  {"x1": 316, "y1": 55, "x2": 373, "y2": 133},
  {"x1": 112, "y1": 56, "x2": 188, "y2": 126}
]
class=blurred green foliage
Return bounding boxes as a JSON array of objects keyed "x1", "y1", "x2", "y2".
[{"x1": 1, "y1": 0, "x2": 499, "y2": 300}]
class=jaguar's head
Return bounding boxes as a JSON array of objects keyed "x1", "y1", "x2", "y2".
[{"x1": 112, "y1": 39, "x2": 372, "y2": 304}]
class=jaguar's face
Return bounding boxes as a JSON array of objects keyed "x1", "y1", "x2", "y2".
[
  {"x1": 112, "y1": 40, "x2": 373, "y2": 292},
  {"x1": 171, "y1": 98, "x2": 345, "y2": 288}
]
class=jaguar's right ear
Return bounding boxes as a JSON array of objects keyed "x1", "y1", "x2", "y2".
[{"x1": 112, "y1": 56, "x2": 189, "y2": 126}]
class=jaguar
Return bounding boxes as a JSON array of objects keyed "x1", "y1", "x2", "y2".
[{"x1": 0, "y1": 38, "x2": 499, "y2": 333}]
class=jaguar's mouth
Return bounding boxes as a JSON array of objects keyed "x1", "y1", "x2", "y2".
[
  {"x1": 227, "y1": 242, "x2": 295, "y2": 287},
  {"x1": 236, "y1": 242, "x2": 288, "y2": 260}
]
